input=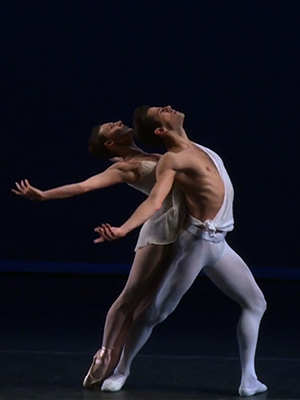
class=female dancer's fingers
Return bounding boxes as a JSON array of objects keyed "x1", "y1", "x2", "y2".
[
  {"x1": 21, "y1": 180, "x2": 26, "y2": 189},
  {"x1": 93, "y1": 236, "x2": 105, "y2": 244},
  {"x1": 11, "y1": 189, "x2": 21, "y2": 195},
  {"x1": 15, "y1": 182, "x2": 23, "y2": 192}
]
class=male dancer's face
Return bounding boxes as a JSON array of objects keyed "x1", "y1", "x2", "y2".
[
  {"x1": 147, "y1": 105, "x2": 185, "y2": 131},
  {"x1": 100, "y1": 121, "x2": 133, "y2": 146}
]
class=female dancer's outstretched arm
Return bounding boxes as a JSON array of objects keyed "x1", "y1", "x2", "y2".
[{"x1": 11, "y1": 162, "x2": 141, "y2": 201}]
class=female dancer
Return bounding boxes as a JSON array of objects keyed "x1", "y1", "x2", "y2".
[{"x1": 12, "y1": 120, "x2": 185, "y2": 386}]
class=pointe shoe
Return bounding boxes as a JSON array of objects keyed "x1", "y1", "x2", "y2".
[{"x1": 83, "y1": 347, "x2": 111, "y2": 389}]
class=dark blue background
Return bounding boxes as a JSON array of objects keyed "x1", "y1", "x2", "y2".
[{"x1": 1, "y1": 1, "x2": 299, "y2": 270}]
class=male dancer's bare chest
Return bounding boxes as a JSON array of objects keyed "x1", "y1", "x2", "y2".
[{"x1": 173, "y1": 151, "x2": 225, "y2": 221}]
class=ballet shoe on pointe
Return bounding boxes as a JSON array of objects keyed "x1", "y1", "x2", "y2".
[{"x1": 83, "y1": 347, "x2": 111, "y2": 389}]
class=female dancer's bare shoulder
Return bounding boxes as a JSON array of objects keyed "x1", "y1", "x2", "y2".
[{"x1": 109, "y1": 153, "x2": 160, "y2": 184}]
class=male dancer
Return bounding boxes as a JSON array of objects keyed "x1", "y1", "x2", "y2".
[{"x1": 96, "y1": 106, "x2": 268, "y2": 397}]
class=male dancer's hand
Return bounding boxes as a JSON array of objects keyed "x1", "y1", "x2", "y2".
[
  {"x1": 12, "y1": 179, "x2": 45, "y2": 201},
  {"x1": 109, "y1": 156, "x2": 124, "y2": 163},
  {"x1": 94, "y1": 224, "x2": 127, "y2": 243}
]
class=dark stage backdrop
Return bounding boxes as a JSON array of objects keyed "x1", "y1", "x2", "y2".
[{"x1": 1, "y1": 1, "x2": 299, "y2": 273}]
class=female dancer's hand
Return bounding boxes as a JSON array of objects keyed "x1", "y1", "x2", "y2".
[
  {"x1": 11, "y1": 179, "x2": 45, "y2": 201},
  {"x1": 94, "y1": 224, "x2": 127, "y2": 243}
]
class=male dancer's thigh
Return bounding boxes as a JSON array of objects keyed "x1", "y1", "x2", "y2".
[
  {"x1": 149, "y1": 230, "x2": 220, "y2": 317},
  {"x1": 203, "y1": 242, "x2": 265, "y2": 308}
]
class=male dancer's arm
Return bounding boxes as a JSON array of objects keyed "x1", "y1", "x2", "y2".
[
  {"x1": 95, "y1": 153, "x2": 176, "y2": 243},
  {"x1": 11, "y1": 163, "x2": 140, "y2": 201}
]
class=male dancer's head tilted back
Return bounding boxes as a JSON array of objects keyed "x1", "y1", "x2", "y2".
[{"x1": 133, "y1": 105, "x2": 186, "y2": 147}]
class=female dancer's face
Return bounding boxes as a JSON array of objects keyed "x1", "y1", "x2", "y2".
[{"x1": 100, "y1": 121, "x2": 133, "y2": 145}]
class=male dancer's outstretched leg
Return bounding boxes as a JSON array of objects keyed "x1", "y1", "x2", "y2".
[
  {"x1": 102, "y1": 232, "x2": 267, "y2": 396},
  {"x1": 203, "y1": 244, "x2": 267, "y2": 396}
]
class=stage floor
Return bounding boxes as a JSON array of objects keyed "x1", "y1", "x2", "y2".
[{"x1": 1, "y1": 273, "x2": 299, "y2": 399}]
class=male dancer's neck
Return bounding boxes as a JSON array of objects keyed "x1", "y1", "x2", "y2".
[{"x1": 164, "y1": 127, "x2": 193, "y2": 153}]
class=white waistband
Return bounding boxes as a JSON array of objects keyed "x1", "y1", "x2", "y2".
[{"x1": 186, "y1": 214, "x2": 226, "y2": 242}]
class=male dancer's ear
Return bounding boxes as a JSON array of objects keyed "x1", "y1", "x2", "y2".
[{"x1": 154, "y1": 127, "x2": 168, "y2": 136}]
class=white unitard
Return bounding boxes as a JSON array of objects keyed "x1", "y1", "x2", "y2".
[{"x1": 104, "y1": 144, "x2": 267, "y2": 396}]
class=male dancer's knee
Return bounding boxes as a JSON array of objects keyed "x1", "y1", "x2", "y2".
[
  {"x1": 242, "y1": 289, "x2": 267, "y2": 316},
  {"x1": 254, "y1": 293, "x2": 267, "y2": 315},
  {"x1": 141, "y1": 291, "x2": 179, "y2": 328},
  {"x1": 141, "y1": 305, "x2": 170, "y2": 327}
]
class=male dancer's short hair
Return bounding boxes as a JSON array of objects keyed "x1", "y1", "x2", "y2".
[
  {"x1": 88, "y1": 125, "x2": 118, "y2": 159},
  {"x1": 133, "y1": 106, "x2": 164, "y2": 147}
]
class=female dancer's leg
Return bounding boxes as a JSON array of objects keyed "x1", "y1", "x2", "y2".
[{"x1": 83, "y1": 243, "x2": 173, "y2": 387}]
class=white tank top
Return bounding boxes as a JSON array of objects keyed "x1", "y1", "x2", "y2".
[{"x1": 194, "y1": 143, "x2": 235, "y2": 233}]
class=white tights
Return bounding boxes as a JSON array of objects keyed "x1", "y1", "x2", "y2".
[{"x1": 113, "y1": 229, "x2": 267, "y2": 393}]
